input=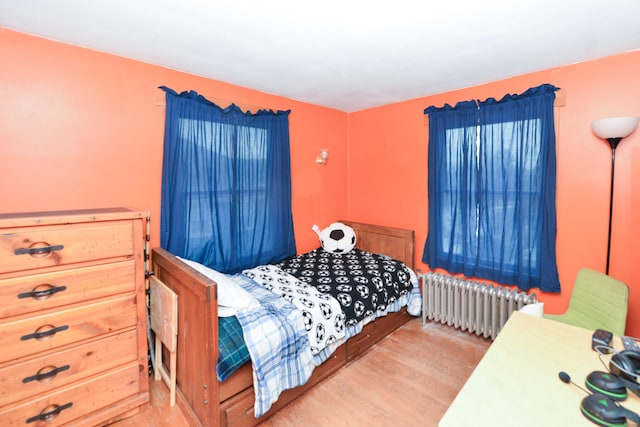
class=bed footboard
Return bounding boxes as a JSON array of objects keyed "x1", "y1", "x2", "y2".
[{"x1": 152, "y1": 247, "x2": 220, "y2": 427}]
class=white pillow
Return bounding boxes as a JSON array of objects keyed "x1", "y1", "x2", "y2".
[{"x1": 177, "y1": 257, "x2": 260, "y2": 317}]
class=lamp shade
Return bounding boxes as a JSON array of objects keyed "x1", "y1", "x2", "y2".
[{"x1": 591, "y1": 116, "x2": 639, "y2": 139}]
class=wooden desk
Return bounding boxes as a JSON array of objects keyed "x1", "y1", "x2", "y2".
[{"x1": 439, "y1": 311, "x2": 640, "y2": 426}]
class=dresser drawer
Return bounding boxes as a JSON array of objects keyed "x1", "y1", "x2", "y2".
[
  {"x1": 0, "y1": 362, "x2": 141, "y2": 426},
  {"x1": 0, "y1": 221, "x2": 134, "y2": 275},
  {"x1": 0, "y1": 329, "x2": 138, "y2": 407},
  {"x1": 0, "y1": 260, "x2": 136, "y2": 319},
  {"x1": 0, "y1": 295, "x2": 137, "y2": 364}
]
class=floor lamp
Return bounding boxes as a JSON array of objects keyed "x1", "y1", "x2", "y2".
[{"x1": 591, "y1": 116, "x2": 639, "y2": 275}]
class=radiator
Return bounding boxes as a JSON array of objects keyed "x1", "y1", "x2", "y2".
[{"x1": 419, "y1": 272, "x2": 538, "y2": 340}]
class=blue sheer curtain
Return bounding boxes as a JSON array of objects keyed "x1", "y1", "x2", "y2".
[
  {"x1": 159, "y1": 87, "x2": 296, "y2": 274},
  {"x1": 422, "y1": 84, "x2": 560, "y2": 292}
]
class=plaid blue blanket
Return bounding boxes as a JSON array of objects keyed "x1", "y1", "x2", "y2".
[{"x1": 233, "y1": 273, "x2": 315, "y2": 418}]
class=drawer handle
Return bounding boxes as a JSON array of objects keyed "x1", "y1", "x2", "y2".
[
  {"x1": 18, "y1": 285, "x2": 68, "y2": 300},
  {"x1": 14, "y1": 244, "x2": 64, "y2": 256},
  {"x1": 21, "y1": 324, "x2": 69, "y2": 341},
  {"x1": 26, "y1": 402, "x2": 73, "y2": 424},
  {"x1": 23, "y1": 364, "x2": 70, "y2": 383}
]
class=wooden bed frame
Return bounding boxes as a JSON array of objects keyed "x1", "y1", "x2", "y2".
[{"x1": 151, "y1": 221, "x2": 415, "y2": 426}]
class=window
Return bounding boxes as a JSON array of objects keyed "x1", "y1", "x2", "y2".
[
  {"x1": 422, "y1": 84, "x2": 560, "y2": 292},
  {"x1": 177, "y1": 119, "x2": 269, "y2": 252},
  {"x1": 160, "y1": 87, "x2": 296, "y2": 274}
]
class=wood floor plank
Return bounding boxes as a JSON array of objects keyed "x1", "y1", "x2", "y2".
[
  {"x1": 111, "y1": 318, "x2": 491, "y2": 426},
  {"x1": 258, "y1": 318, "x2": 491, "y2": 427}
]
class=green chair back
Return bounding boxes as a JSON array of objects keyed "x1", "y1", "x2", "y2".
[{"x1": 543, "y1": 268, "x2": 629, "y2": 336}]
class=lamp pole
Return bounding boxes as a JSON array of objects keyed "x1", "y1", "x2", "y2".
[{"x1": 604, "y1": 137, "x2": 622, "y2": 276}]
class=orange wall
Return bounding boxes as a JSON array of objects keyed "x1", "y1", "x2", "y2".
[
  {"x1": 0, "y1": 28, "x2": 348, "y2": 255},
  {"x1": 2, "y1": 28, "x2": 639, "y2": 336},
  {"x1": 348, "y1": 51, "x2": 640, "y2": 337}
]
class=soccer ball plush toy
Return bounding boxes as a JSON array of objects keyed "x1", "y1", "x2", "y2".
[{"x1": 312, "y1": 222, "x2": 357, "y2": 253}]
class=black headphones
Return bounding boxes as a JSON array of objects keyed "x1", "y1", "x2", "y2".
[
  {"x1": 581, "y1": 349, "x2": 640, "y2": 426},
  {"x1": 586, "y1": 350, "x2": 640, "y2": 400},
  {"x1": 559, "y1": 371, "x2": 640, "y2": 427},
  {"x1": 581, "y1": 393, "x2": 640, "y2": 427},
  {"x1": 586, "y1": 371, "x2": 632, "y2": 401},
  {"x1": 610, "y1": 349, "x2": 640, "y2": 383}
]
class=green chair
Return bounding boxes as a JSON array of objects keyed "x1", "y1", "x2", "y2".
[{"x1": 543, "y1": 268, "x2": 629, "y2": 336}]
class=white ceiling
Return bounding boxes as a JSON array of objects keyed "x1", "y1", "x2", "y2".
[{"x1": 1, "y1": 1, "x2": 639, "y2": 112}]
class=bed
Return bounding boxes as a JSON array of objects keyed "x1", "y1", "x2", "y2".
[{"x1": 151, "y1": 221, "x2": 417, "y2": 426}]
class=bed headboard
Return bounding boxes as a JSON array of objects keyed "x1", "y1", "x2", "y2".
[{"x1": 340, "y1": 221, "x2": 415, "y2": 270}]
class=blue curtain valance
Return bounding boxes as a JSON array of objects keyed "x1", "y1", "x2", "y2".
[
  {"x1": 424, "y1": 83, "x2": 558, "y2": 115},
  {"x1": 159, "y1": 86, "x2": 291, "y2": 117}
]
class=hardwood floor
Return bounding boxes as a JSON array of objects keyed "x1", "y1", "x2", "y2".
[
  {"x1": 112, "y1": 318, "x2": 491, "y2": 426},
  {"x1": 110, "y1": 374, "x2": 190, "y2": 427}
]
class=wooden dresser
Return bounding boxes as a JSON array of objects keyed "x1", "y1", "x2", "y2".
[{"x1": 0, "y1": 209, "x2": 150, "y2": 426}]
